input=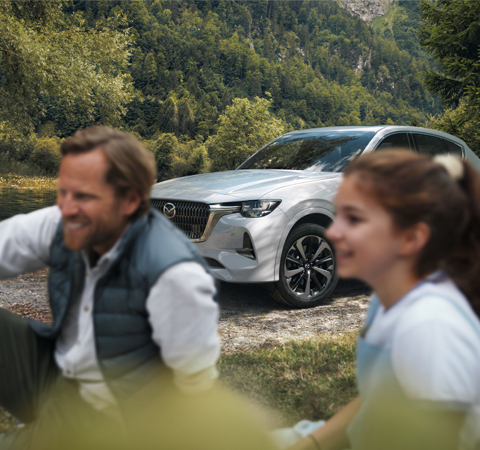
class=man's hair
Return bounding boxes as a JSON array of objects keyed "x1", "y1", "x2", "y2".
[{"x1": 60, "y1": 126, "x2": 156, "y2": 218}]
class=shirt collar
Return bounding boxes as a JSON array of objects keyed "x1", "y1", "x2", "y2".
[{"x1": 81, "y1": 223, "x2": 131, "y2": 271}]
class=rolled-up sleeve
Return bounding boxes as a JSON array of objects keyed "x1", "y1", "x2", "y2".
[
  {"x1": 146, "y1": 261, "x2": 220, "y2": 394},
  {"x1": 0, "y1": 205, "x2": 60, "y2": 279}
]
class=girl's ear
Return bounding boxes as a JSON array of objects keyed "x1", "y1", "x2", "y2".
[{"x1": 399, "y1": 222, "x2": 430, "y2": 257}]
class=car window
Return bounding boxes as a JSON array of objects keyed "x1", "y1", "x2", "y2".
[
  {"x1": 411, "y1": 134, "x2": 446, "y2": 156},
  {"x1": 238, "y1": 131, "x2": 375, "y2": 173},
  {"x1": 442, "y1": 139, "x2": 463, "y2": 156},
  {"x1": 375, "y1": 133, "x2": 410, "y2": 151}
]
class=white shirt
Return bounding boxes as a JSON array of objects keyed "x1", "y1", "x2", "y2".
[
  {"x1": 0, "y1": 206, "x2": 220, "y2": 411},
  {"x1": 366, "y1": 276, "x2": 480, "y2": 449}
]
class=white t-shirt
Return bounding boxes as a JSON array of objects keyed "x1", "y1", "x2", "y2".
[{"x1": 365, "y1": 275, "x2": 480, "y2": 449}]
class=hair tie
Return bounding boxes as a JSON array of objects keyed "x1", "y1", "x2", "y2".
[{"x1": 433, "y1": 154, "x2": 464, "y2": 181}]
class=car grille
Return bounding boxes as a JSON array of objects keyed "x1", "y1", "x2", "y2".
[{"x1": 150, "y1": 199, "x2": 210, "y2": 240}]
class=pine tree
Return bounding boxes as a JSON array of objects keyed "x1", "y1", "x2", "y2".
[
  {"x1": 419, "y1": 0, "x2": 480, "y2": 110},
  {"x1": 419, "y1": 0, "x2": 480, "y2": 152}
]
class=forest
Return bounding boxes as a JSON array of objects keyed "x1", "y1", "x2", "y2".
[{"x1": 1, "y1": 0, "x2": 476, "y2": 179}]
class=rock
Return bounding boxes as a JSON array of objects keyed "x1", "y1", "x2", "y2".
[{"x1": 338, "y1": 0, "x2": 392, "y2": 23}]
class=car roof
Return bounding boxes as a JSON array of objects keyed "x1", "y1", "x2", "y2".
[
  {"x1": 282, "y1": 126, "x2": 387, "y2": 136},
  {"x1": 281, "y1": 125, "x2": 467, "y2": 144}
]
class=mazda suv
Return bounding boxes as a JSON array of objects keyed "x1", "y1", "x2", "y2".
[{"x1": 150, "y1": 126, "x2": 480, "y2": 308}]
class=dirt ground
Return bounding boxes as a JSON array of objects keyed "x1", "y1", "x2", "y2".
[
  {"x1": 0, "y1": 271, "x2": 371, "y2": 352},
  {"x1": 217, "y1": 280, "x2": 370, "y2": 353}
]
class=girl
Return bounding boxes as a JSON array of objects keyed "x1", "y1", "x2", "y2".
[{"x1": 288, "y1": 150, "x2": 480, "y2": 450}]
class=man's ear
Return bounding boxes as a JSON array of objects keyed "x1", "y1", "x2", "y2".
[
  {"x1": 121, "y1": 189, "x2": 142, "y2": 217},
  {"x1": 399, "y1": 222, "x2": 430, "y2": 257}
]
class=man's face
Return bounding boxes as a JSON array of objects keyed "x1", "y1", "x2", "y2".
[{"x1": 56, "y1": 148, "x2": 140, "y2": 256}]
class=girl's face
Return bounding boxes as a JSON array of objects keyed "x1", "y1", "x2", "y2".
[{"x1": 326, "y1": 174, "x2": 409, "y2": 288}]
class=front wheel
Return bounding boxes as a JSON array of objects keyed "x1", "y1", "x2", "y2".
[{"x1": 271, "y1": 224, "x2": 338, "y2": 308}]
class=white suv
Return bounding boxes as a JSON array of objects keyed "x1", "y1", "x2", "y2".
[{"x1": 150, "y1": 126, "x2": 480, "y2": 308}]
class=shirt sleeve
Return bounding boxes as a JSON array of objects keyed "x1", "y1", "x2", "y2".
[
  {"x1": 0, "y1": 205, "x2": 60, "y2": 279},
  {"x1": 145, "y1": 261, "x2": 220, "y2": 394},
  {"x1": 392, "y1": 304, "x2": 480, "y2": 409}
]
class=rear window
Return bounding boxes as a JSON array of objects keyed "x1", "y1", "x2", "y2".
[
  {"x1": 412, "y1": 134, "x2": 446, "y2": 157},
  {"x1": 442, "y1": 139, "x2": 462, "y2": 156}
]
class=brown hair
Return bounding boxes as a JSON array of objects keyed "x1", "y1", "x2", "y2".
[
  {"x1": 60, "y1": 126, "x2": 156, "y2": 219},
  {"x1": 344, "y1": 149, "x2": 480, "y2": 316}
]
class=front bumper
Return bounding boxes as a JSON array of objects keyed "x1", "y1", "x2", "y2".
[{"x1": 194, "y1": 207, "x2": 288, "y2": 283}]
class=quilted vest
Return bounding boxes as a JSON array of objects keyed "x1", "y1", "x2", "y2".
[{"x1": 28, "y1": 209, "x2": 211, "y2": 403}]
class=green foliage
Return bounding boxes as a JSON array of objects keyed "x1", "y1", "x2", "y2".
[
  {"x1": 419, "y1": 0, "x2": 480, "y2": 154},
  {"x1": 0, "y1": 1, "x2": 449, "y2": 180},
  {"x1": 419, "y1": 0, "x2": 480, "y2": 110},
  {"x1": 219, "y1": 333, "x2": 357, "y2": 426},
  {"x1": 146, "y1": 133, "x2": 210, "y2": 180},
  {"x1": 69, "y1": 0, "x2": 440, "y2": 143},
  {"x1": 0, "y1": 122, "x2": 37, "y2": 162},
  {"x1": 171, "y1": 140, "x2": 210, "y2": 178},
  {"x1": 207, "y1": 97, "x2": 284, "y2": 171},
  {"x1": 0, "y1": 0, "x2": 133, "y2": 133},
  {"x1": 147, "y1": 133, "x2": 177, "y2": 181},
  {"x1": 29, "y1": 138, "x2": 62, "y2": 176}
]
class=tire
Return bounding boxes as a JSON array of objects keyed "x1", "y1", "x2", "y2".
[{"x1": 271, "y1": 223, "x2": 338, "y2": 308}]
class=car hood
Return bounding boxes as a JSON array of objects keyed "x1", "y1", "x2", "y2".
[{"x1": 150, "y1": 169, "x2": 339, "y2": 203}]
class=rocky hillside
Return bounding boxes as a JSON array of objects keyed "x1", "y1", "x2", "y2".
[{"x1": 339, "y1": 0, "x2": 393, "y2": 22}]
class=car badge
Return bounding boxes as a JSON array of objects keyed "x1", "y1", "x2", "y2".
[{"x1": 163, "y1": 203, "x2": 176, "y2": 219}]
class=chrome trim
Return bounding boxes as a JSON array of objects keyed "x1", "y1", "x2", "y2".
[
  {"x1": 193, "y1": 205, "x2": 241, "y2": 243},
  {"x1": 150, "y1": 199, "x2": 240, "y2": 243}
]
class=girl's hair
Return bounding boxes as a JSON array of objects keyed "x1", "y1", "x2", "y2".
[{"x1": 344, "y1": 149, "x2": 480, "y2": 316}]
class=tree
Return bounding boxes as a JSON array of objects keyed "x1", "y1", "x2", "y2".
[
  {"x1": 207, "y1": 96, "x2": 284, "y2": 171},
  {"x1": 148, "y1": 133, "x2": 176, "y2": 181},
  {"x1": 418, "y1": 0, "x2": 480, "y2": 153},
  {"x1": 0, "y1": 1, "x2": 133, "y2": 132},
  {"x1": 419, "y1": 0, "x2": 480, "y2": 109}
]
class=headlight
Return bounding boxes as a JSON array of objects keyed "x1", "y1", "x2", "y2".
[{"x1": 240, "y1": 200, "x2": 281, "y2": 218}]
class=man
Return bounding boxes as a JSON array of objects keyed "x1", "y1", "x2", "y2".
[{"x1": 0, "y1": 126, "x2": 220, "y2": 447}]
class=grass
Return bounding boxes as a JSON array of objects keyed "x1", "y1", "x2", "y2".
[
  {"x1": 0, "y1": 334, "x2": 358, "y2": 434},
  {"x1": 0, "y1": 153, "x2": 57, "y2": 188},
  {"x1": 0, "y1": 174, "x2": 57, "y2": 189},
  {"x1": 372, "y1": 1, "x2": 397, "y2": 37},
  {"x1": 218, "y1": 333, "x2": 358, "y2": 427}
]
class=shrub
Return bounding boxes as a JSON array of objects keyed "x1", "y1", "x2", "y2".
[{"x1": 29, "y1": 138, "x2": 62, "y2": 176}]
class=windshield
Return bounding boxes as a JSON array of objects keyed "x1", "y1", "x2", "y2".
[{"x1": 238, "y1": 131, "x2": 376, "y2": 172}]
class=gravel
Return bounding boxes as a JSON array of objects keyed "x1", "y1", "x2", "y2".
[
  {"x1": 217, "y1": 280, "x2": 370, "y2": 354},
  {"x1": 0, "y1": 270, "x2": 50, "y2": 310},
  {"x1": 0, "y1": 271, "x2": 371, "y2": 353}
]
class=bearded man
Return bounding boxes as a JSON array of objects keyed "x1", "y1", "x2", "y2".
[{"x1": 0, "y1": 127, "x2": 219, "y2": 448}]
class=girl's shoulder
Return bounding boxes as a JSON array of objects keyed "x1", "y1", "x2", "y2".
[
  {"x1": 399, "y1": 276, "x2": 479, "y2": 334},
  {"x1": 391, "y1": 277, "x2": 480, "y2": 405},
  {"x1": 366, "y1": 275, "x2": 480, "y2": 353}
]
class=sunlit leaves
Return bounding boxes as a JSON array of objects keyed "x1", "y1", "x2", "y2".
[
  {"x1": 0, "y1": 1, "x2": 133, "y2": 132},
  {"x1": 207, "y1": 96, "x2": 284, "y2": 171}
]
